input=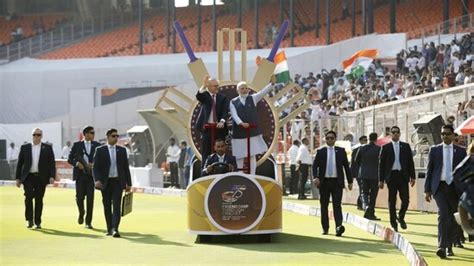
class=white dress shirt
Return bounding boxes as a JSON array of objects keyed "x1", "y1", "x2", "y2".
[
  {"x1": 440, "y1": 143, "x2": 453, "y2": 182},
  {"x1": 325, "y1": 146, "x2": 337, "y2": 178},
  {"x1": 84, "y1": 141, "x2": 91, "y2": 163},
  {"x1": 288, "y1": 145, "x2": 299, "y2": 165},
  {"x1": 217, "y1": 154, "x2": 225, "y2": 163},
  {"x1": 296, "y1": 144, "x2": 312, "y2": 165},
  {"x1": 62, "y1": 145, "x2": 71, "y2": 159},
  {"x1": 30, "y1": 143, "x2": 41, "y2": 173},
  {"x1": 166, "y1": 145, "x2": 181, "y2": 163},
  {"x1": 391, "y1": 141, "x2": 402, "y2": 170},
  {"x1": 7, "y1": 147, "x2": 19, "y2": 162}
]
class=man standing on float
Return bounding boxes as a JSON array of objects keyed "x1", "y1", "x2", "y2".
[{"x1": 230, "y1": 80, "x2": 274, "y2": 174}]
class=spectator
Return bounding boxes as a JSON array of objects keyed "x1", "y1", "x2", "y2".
[
  {"x1": 296, "y1": 138, "x2": 312, "y2": 200},
  {"x1": 7, "y1": 142, "x2": 19, "y2": 179},
  {"x1": 178, "y1": 141, "x2": 188, "y2": 189},
  {"x1": 271, "y1": 22, "x2": 278, "y2": 42},
  {"x1": 166, "y1": 138, "x2": 180, "y2": 188},
  {"x1": 184, "y1": 143, "x2": 194, "y2": 188},
  {"x1": 61, "y1": 141, "x2": 71, "y2": 159},
  {"x1": 464, "y1": 68, "x2": 473, "y2": 84},
  {"x1": 341, "y1": 0, "x2": 349, "y2": 20},
  {"x1": 264, "y1": 22, "x2": 272, "y2": 46},
  {"x1": 145, "y1": 26, "x2": 155, "y2": 43},
  {"x1": 288, "y1": 140, "x2": 300, "y2": 195}
]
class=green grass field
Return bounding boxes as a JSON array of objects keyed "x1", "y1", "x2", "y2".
[
  {"x1": 285, "y1": 197, "x2": 474, "y2": 265},
  {"x1": 0, "y1": 186, "x2": 472, "y2": 265}
]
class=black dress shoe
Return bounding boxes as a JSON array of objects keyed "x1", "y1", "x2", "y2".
[
  {"x1": 322, "y1": 230, "x2": 328, "y2": 235},
  {"x1": 392, "y1": 226, "x2": 398, "y2": 232},
  {"x1": 436, "y1": 248, "x2": 447, "y2": 259},
  {"x1": 336, "y1": 225, "x2": 345, "y2": 237},
  {"x1": 26, "y1": 220, "x2": 34, "y2": 228},
  {"x1": 34, "y1": 224, "x2": 42, "y2": 229},
  {"x1": 112, "y1": 230, "x2": 121, "y2": 238},
  {"x1": 399, "y1": 220, "x2": 407, "y2": 230},
  {"x1": 105, "y1": 231, "x2": 113, "y2": 236},
  {"x1": 446, "y1": 247, "x2": 454, "y2": 257},
  {"x1": 78, "y1": 215, "x2": 84, "y2": 225},
  {"x1": 365, "y1": 215, "x2": 381, "y2": 221},
  {"x1": 85, "y1": 224, "x2": 93, "y2": 229},
  {"x1": 453, "y1": 242, "x2": 464, "y2": 248},
  {"x1": 396, "y1": 217, "x2": 407, "y2": 229}
]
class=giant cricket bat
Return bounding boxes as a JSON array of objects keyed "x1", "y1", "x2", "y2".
[
  {"x1": 251, "y1": 20, "x2": 289, "y2": 91},
  {"x1": 174, "y1": 21, "x2": 209, "y2": 88}
]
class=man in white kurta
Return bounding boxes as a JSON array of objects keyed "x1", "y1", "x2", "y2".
[{"x1": 230, "y1": 81, "x2": 274, "y2": 174}]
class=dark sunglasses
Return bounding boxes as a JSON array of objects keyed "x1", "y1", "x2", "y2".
[
  {"x1": 32, "y1": 133, "x2": 42, "y2": 137},
  {"x1": 391, "y1": 131, "x2": 400, "y2": 134},
  {"x1": 110, "y1": 135, "x2": 119, "y2": 138},
  {"x1": 441, "y1": 132, "x2": 453, "y2": 136}
]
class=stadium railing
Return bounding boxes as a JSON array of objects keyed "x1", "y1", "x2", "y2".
[{"x1": 0, "y1": 11, "x2": 138, "y2": 63}]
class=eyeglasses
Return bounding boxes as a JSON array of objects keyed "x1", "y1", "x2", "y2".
[
  {"x1": 110, "y1": 135, "x2": 119, "y2": 138},
  {"x1": 32, "y1": 133, "x2": 42, "y2": 137},
  {"x1": 391, "y1": 131, "x2": 400, "y2": 134},
  {"x1": 441, "y1": 132, "x2": 453, "y2": 136}
]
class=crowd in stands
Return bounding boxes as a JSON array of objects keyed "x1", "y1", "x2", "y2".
[{"x1": 272, "y1": 33, "x2": 474, "y2": 144}]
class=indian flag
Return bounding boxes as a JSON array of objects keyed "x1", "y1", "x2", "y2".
[
  {"x1": 342, "y1": 49, "x2": 378, "y2": 78},
  {"x1": 274, "y1": 51, "x2": 291, "y2": 84}
]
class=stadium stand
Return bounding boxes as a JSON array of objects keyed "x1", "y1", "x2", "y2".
[
  {"x1": 37, "y1": 0, "x2": 473, "y2": 59},
  {"x1": 0, "y1": 13, "x2": 67, "y2": 45}
]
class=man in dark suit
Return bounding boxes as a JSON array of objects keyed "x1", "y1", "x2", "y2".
[
  {"x1": 93, "y1": 129, "x2": 132, "y2": 238},
  {"x1": 67, "y1": 126, "x2": 100, "y2": 229},
  {"x1": 313, "y1": 131, "x2": 353, "y2": 236},
  {"x1": 15, "y1": 128, "x2": 56, "y2": 229},
  {"x1": 354, "y1": 132, "x2": 381, "y2": 220},
  {"x1": 196, "y1": 76, "x2": 229, "y2": 165},
  {"x1": 379, "y1": 126, "x2": 416, "y2": 232},
  {"x1": 202, "y1": 139, "x2": 237, "y2": 176},
  {"x1": 351, "y1": 135, "x2": 367, "y2": 210},
  {"x1": 425, "y1": 125, "x2": 467, "y2": 259}
]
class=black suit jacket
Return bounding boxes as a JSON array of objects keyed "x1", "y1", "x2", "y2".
[
  {"x1": 195, "y1": 90, "x2": 229, "y2": 132},
  {"x1": 67, "y1": 140, "x2": 100, "y2": 180},
  {"x1": 355, "y1": 143, "x2": 381, "y2": 180},
  {"x1": 312, "y1": 146, "x2": 353, "y2": 188},
  {"x1": 379, "y1": 141, "x2": 415, "y2": 183},
  {"x1": 201, "y1": 153, "x2": 237, "y2": 176},
  {"x1": 16, "y1": 143, "x2": 56, "y2": 184},
  {"x1": 350, "y1": 146, "x2": 361, "y2": 179},
  {"x1": 93, "y1": 145, "x2": 132, "y2": 190},
  {"x1": 425, "y1": 144, "x2": 466, "y2": 195}
]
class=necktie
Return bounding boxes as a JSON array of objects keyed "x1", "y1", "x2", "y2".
[
  {"x1": 85, "y1": 142, "x2": 90, "y2": 154},
  {"x1": 212, "y1": 95, "x2": 218, "y2": 123},
  {"x1": 110, "y1": 147, "x2": 117, "y2": 177},
  {"x1": 394, "y1": 142, "x2": 401, "y2": 170},
  {"x1": 84, "y1": 142, "x2": 90, "y2": 163},
  {"x1": 445, "y1": 145, "x2": 452, "y2": 185},
  {"x1": 327, "y1": 147, "x2": 334, "y2": 176}
]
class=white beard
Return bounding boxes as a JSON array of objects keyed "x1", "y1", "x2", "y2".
[{"x1": 239, "y1": 93, "x2": 249, "y2": 98}]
